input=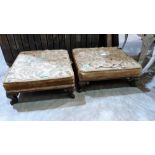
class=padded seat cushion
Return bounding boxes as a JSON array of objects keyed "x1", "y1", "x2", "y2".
[
  {"x1": 72, "y1": 47, "x2": 142, "y2": 81},
  {"x1": 3, "y1": 50, "x2": 75, "y2": 92}
]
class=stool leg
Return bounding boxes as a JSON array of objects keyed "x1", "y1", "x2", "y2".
[
  {"x1": 68, "y1": 88, "x2": 75, "y2": 98},
  {"x1": 78, "y1": 81, "x2": 89, "y2": 92},
  {"x1": 64, "y1": 88, "x2": 75, "y2": 98},
  {"x1": 127, "y1": 77, "x2": 140, "y2": 87},
  {"x1": 6, "y1": 93, "x2": 19, "y2": 105}
]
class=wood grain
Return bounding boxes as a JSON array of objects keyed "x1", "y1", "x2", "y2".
[
  {"x1": 6, "y1": 34, "x2": 19, "y2": 58},
  {"x1": 81, "y1": 34, "x2": 87, "y2": 48},
  {"x1": 58, "y1": 34, "x2": 65, "y2": 49},
  {"x1": 27, "y1": 34, "x2": 36, "y2": 50},
  {"x1": 0, "y1": 34, "x2": 14, "y2": 66},
  {"x1": 40, "y1": 34, "x2": 48, "y2": 50},
  {"x1": 20, "y1": 34, "x2": 30, "y2": 51},
  {"x1": 47, "y1": 34, "x2": 53, "y2": 49},
  {"x1": 34, "y1": 34, "x2": 42, "y2": 50},
  {"x1": 53, "y1": 34, "x2": 59, "y2": 49},
  {"x1": 86, "y1": 34, "x2": 92, "y2": 47},
  {"x1": 14, "y1": 34, "x2": 24, "y2": 53},
  {"x1": 64, "y1": 34, "x2": 71, "y2": 51}
]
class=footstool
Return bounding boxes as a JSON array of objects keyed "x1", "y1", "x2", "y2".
[
  {"x1": 72, "y1": 47, "x2": 142, "y2": 91},
  {"x1": 3, "y1": 50, "x2": 75, "y2": 105}
]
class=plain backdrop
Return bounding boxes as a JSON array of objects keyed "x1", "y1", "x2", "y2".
[{"x1": 0, "y1": 0, "x2": 155, "y2": 155}]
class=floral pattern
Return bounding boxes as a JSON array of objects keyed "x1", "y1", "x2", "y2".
[
  {"x1": 73, "y1": 47, "x2": 142, "y2": 72},
  {"x1": 4, "y1": 50, "x2": 74, "y2": 83}
]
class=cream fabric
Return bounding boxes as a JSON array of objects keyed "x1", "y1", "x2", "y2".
[
  {"x1": 4, "y1": 50, "x2": 74, "y2": 83},
  {"x1": 73, "y1": 47, "x2": 141, "y2": 72}
]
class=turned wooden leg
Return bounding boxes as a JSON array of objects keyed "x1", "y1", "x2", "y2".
[
  {"x1": 77, "y1": 81, "x2": 89, "y2": 92},
  {"x1": 64, "y1": 88, "x2": 75, "y2": 98},
  {"x1": 69, "y1": 92, "x2": 75, "y2": 98},
  {"x1": 127, "y1": 77, "x2": 140, "y2": 87},
  {"x1": 6, "y1": 92, "x2": 19, "y2": 105},
  {"x1": 68, "y1": 88, "x2": 75, "y2": 98}
]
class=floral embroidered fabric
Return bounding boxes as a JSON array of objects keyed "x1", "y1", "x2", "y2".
[
  {"x1": 73, "y1": 47, "x2": 142, "y2": 72},
  {"x1": 4, "y1": 50, "x2": 74, "y2": 83}
]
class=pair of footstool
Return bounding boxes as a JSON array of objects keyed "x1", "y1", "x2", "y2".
[{"x1": 3, "y1": 47, "x2": 142, "y2": 105}]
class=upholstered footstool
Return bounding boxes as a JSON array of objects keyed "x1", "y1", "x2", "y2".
[
  {"x1": 3, "y1": 50, "x2": 75, "y2": 105},
  {"x1": 72, "y1": 47, "x2": 142, "y2": 91}
]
